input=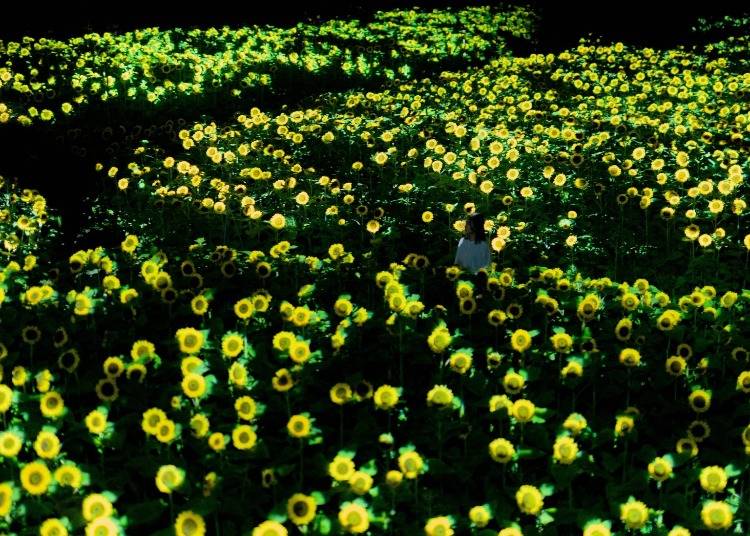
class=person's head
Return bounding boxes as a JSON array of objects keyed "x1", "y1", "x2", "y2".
[{"x1": 465, "y1": 212, "x2": 486, "y2": 243}]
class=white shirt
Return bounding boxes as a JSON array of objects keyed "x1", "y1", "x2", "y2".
[{"x1": 454, "y1": 237, "x2": 491, "y2": 274}]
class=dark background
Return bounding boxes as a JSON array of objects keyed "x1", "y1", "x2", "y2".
[{"x1": 2, "y1": 0, "x2": 748, "y2": 49}]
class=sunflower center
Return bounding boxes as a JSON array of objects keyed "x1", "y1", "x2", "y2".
[
  {"x1": 183, "y1": 518, "x2": 198, "y2": 535},
  {"x1": 627, "y1": 509, "x2": 641, "y2": 523},
  {"x1": 346, "y1": 512, "x2": 361, "y2": 526}
]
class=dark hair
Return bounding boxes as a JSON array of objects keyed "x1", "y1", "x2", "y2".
[{"x1": 467, "y1": 212, "x2": 486, "y2": 243}]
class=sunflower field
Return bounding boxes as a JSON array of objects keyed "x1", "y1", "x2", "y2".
[{"x1": 0, "y1": 5, "x2": 750, "y2": 536}]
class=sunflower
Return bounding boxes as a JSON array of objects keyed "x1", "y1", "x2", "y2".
[
  {"x1": 488, "y1": 438, "x2": 515, "y2": 463},
  {"x1": 468, "y1": 505, "x2": 490, "y2": 528},
  {"x1": 620, "y1": 499, "x2": 649, "y2": 529},
  {"x1": 511, "y1": 399, "x2": 535, "y2": 423},
  {"x1": 208, "y1": 432, "x2": 227, "y2": 452},
  {"x1": 687, "y1": 420, "x2": 711, "y2": 443},
  {"x1": 0, "y1": 431, "x2": 22, "y2": 459},
  {"x1": 425, "y1": 516, "x2": 454, "y2": 536},
  {"x1": 563, "y1": 413, "x2": 587, "y2": 436},
  {"x1": 126, "y1": 363, "x2": 147, "y2": 383},
  {"x1": 180, "y1": 356, "x2": 204, "y2": 376},
  {"x1": 552, "y1": 436, "x2": 578, "y2": 464},
  {"x1": 736, "y1": 371, "x2": 750, "y2": 393},
  {"x1": 141, "y1": 408, "x2": 166, "y2": 436},
  {"x1": 289, "y1": 340, "x2": 311, "y2": 364},
  {"x1": 550, "y1": 332, "x2": 573, "y2": 352},
  {"x1": 510, "y1": 329, "x2": 531, "y2": 353},
  {"x1": 676, "y1": 437, "x2": 699, "y2": 457},
  {"x1": 516, "y1": 485, "x2": 543, "y2": 515},
  {"x1": 488, "y1": 310, "x2": 507, "y2": 327},
  {"x1": 614, "y1": 318, "x2": 632, "y2": 341},
  {"x1": 656, "y1": 310, "x2": 680, "y2": 331},
  {"x1": 84, "y1": 517, "x2": 120, "y2": 536},
  {"x1": 688, "y1": 390, "x2": 711, "y2": 413},
  {"x1": 449, "y1": 351, "x2": 472, "y2": 374},
  {"x1": 175, "y1": 327, "x2": 204, "y2": 355},
  {"x1": 427, "y1": 326, "x2": 452, "y2": 353},
  {"x1": 647, "y1": 456, "x2": 673, "y2": 482},
  {"x1": 256, "y1": 262, "x2": 272, "y2": 278},
  {"x1": 85, "y1": 410, "x2": 107, "y2": 435},
  {"x1": 577, "y1": 297, "x2": 598, "y2": 321},
  {"x1": 22, "y1": 325, "x2": 42, "y2": 344},
  {"x1": 287, "y1": 415, "x2": 311, "y2": 438},
  {"x1": 731, "y1": 347, "x2": 749, "y2": 362},
  {"x1": 272, "y1": 331, "x2": 296, "y2": 352},
  {"x1": 95, "y1": 379, "x2": 119, "y2": 402},
  {"x1": 52, "y1": 327, "x2": 68, "y2": 348},
  {"x1": 291, "y1": 306, "x2": 314, "y2": 327},
  {"x1": 489, "y1": 394, "x2": 512, "y2": 414},
  {"x1": 373, "y1": 385, "x2": 399, "y2": 410},
  {"x1": 349, "y1": 471, "x2": 373, "y2": 496},
  {"x1": 665, "y1": 356, "x2": 686, "y2": 376},
  {"x1": 330, "y1": 383, "x2": 353, "y2": 405},
  {"x1": 385, "y1": 470, "x2": 403, "y2": 488},
  {"x1": 619, "y1": 348, "x2": 641, "y2": 367},
  {"x1": 427, "y1": 385, "x2": 454, "y2": 408},
  {"x1": 252, "y1": 521, "x2": 288, "y2": 536},
  {"x1": 156, "y1": 465, "x2": 185, "y2": 494},
  {"x1": 583, "y1": 523, "x2": 611, "y2": 536},
  {"x1": 102, "y1": 356, "x2": 125, "y2": 378},
  {"x1": 699, "y1": 466, "x2": 727, "y2": 493},
  {"x1": 156, "y1": 419, "x2": 177, "y2": 444},
  {"x1": 189, "y1": 414, "x2": 210, "y2": 439},
  {"x1": 287, "y1": 493, "x2": 317, "y2": 525},
  {"x1": 235, "y1": 396, "x2": 257, "y2": 421},
  {"x1": 0, "y1": 482, "x2": 12, "y2": 517},
  {"x1": 334, "y1": 298, "x2": 353, "y2": 317},
  {"x1": 190, "y1": 295, "x2": 209, "y2": 316},
  {"x1": 0, "y1": 385, "x2": 13, "y2": 413},
  {"x1": 329, "y1": 455, "x2": 355, "y2": 482},
  {"x1": 181, "y1": 373, "x2": 207, "y2": 399},
  {"x1": 615, "y1": 415, "x2": 635, "y2": 436},
  {"x1": 338, "y1": 503, "x2": 369, "y2": 534},
  {"x1": 232, "y1": 425, "x2": 257, "y2": 450},
  {"x1": 130, "y1": 340, "x2": 155, "y2": 361},
  {"x1": 269, "y1": 213, "x2": 286, "y2": 230},
  {"x1": 12, "y1": 366, "x2": 27, "y2": 387},
  {"x1": 20, "y1": 460, "x2": 51, "y2": 495},
  {"x1": 39, "y1": 518, "x2": 68, "y2": 536},
  {"x1": 398, "y1": 451, "x2": 424, "y2": 479},
  {"x1": 225, "y1": 298, "x2": 253, "y2": 322},
  {"x1": 561, "y1": 360, "x2": 583, "y2": 379},
  {"x1": 40, "y1": 391, "x2": 65, "y2": 419},
  {"x1": 175, "y1": 511, "x2": 206, "y2": 536},
  {"x1": 272, "y1": 369, "x2": 294, "y2": 392},
  {"x1": 221, "y1": 333, "x2": 244, "y2": 359},
  {"x1": 701, "y1": 501, "x2": 732, "y2": 531}
]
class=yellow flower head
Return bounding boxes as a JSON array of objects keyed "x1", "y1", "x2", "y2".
[
  {"x1": 515, "y1": 484, "x2": 543, "y2": 515},
  {"x1": 620, "y1": 499, "x2": 649, "y2": 530}
]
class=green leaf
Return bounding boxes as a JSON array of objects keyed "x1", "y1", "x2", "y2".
[
  {"x1": 725, "y1": 463, "x2": 744, "y2": 478},
  {"x1": 314, "y1": 515, "x2": 332, "y2": 534},
  {"x1": 539, "y1": 483, "x2": 555, "y2": 497},
  {"x1": 539, "y1": 510, "x2": 555, "y2": 525}
]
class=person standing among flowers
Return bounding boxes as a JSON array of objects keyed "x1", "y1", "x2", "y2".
[{"x1": 454, "y1": 212, "x2": 491, "y2": 276}]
